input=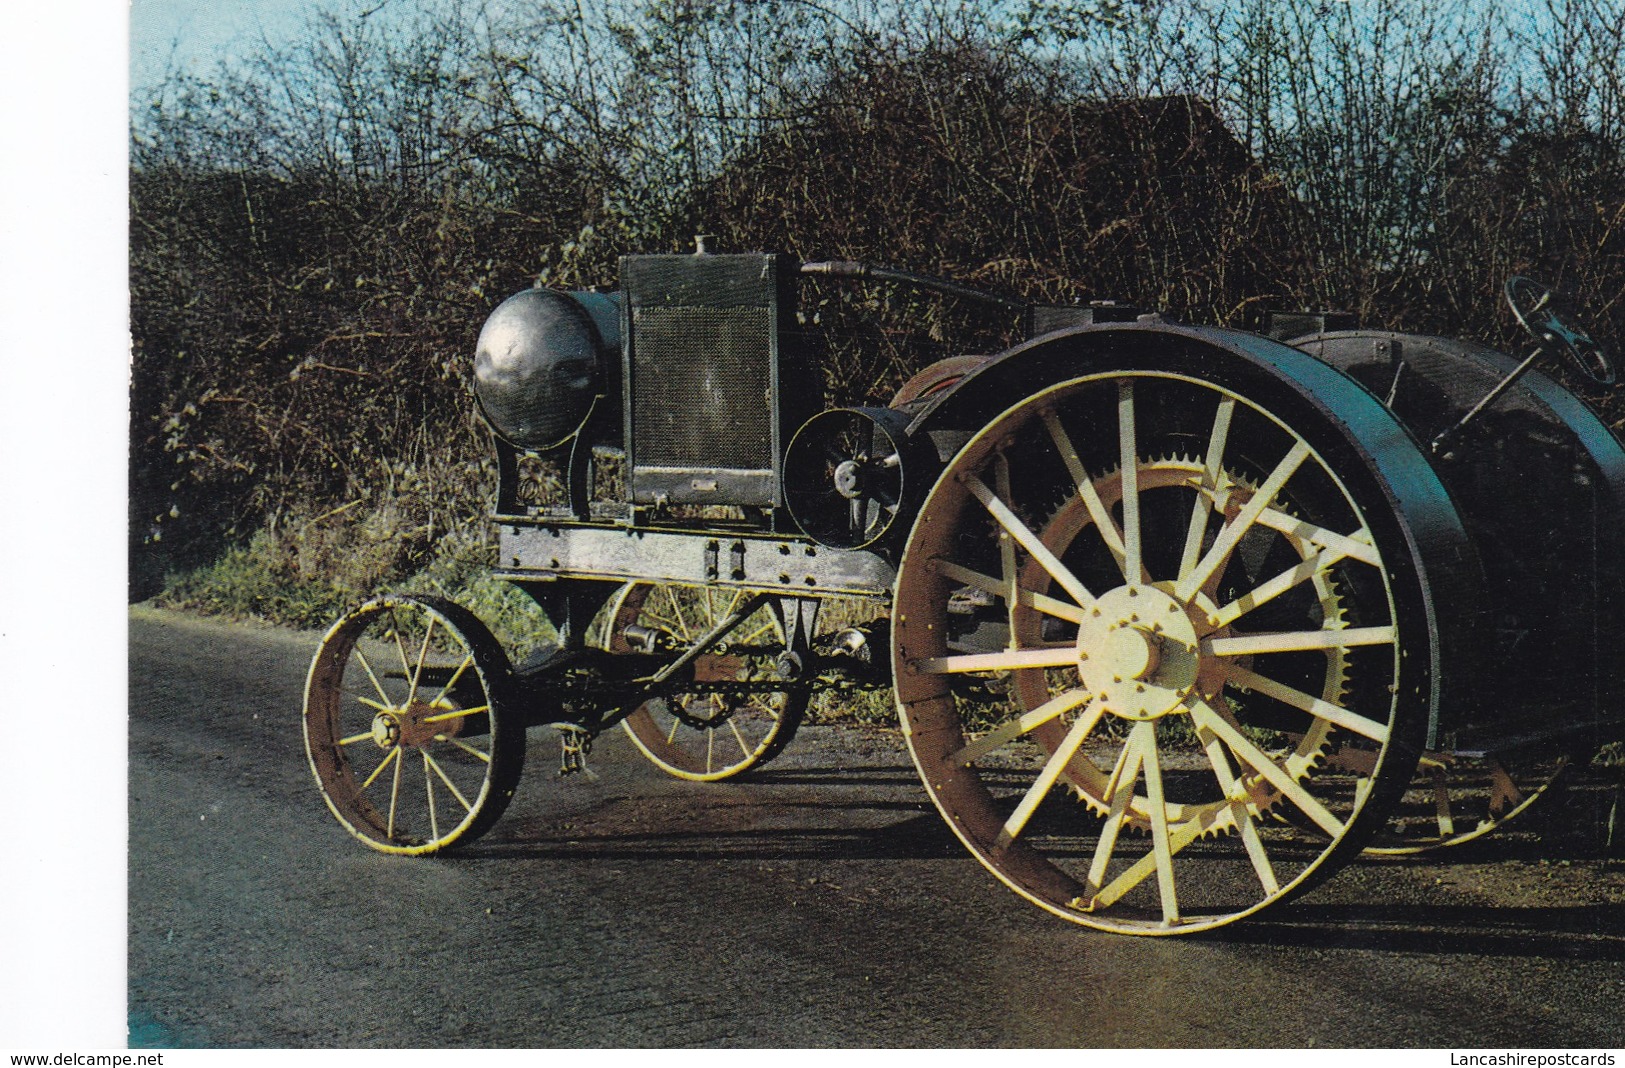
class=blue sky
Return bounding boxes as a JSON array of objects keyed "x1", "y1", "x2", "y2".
[{"x1": 131, "y1": 0, "x2": 326, "y2": 92}]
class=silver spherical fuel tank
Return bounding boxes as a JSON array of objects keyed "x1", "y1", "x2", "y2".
[{"x1": 473, "y1": 288, "x2": 621, "y2": 450}]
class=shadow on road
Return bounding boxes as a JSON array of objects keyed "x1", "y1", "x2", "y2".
[{"x1": 1220, "y1": 901, "x2": 1625, "y2": 960}]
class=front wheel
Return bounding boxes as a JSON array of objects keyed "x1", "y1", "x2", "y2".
[{"x1": 304, "y1": 596, "x2": 524, "y2": 854}]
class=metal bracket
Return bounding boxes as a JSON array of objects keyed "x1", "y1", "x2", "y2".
[
  {"x1": 1431, "y1": 346, "x2": 1547, "y2": 458},
  {"x1": 557, "y1": 725, "x2": 598, "y2": 780}
]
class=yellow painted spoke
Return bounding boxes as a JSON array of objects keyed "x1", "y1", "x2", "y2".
[
  {"x1": 1203, "y1": 625, "x2": 1396, "y2": 657},
  {"x1": 408, "y1": 616, "x2": 436, "y2": 705},
  {"x1": 1089, "y1": 803, "x2": 1223, "y2": 910},
  {"x1": 705, "y1": 722, "x2": 715, "y2": 774},
  {"x1": 429, "y1": 654, "x2": 475, "y2": 708},
  {"x1": 1041, "y1": 408, "x2": 1128, "y2": 576},
  {"x1": 360, "y1": 745, "x2": 400, "y2": 790},
  {"x1": 1222, "y1": 662, "x2": 1390, "y2": 743},
  {"x1": 1137, "y1": 722, "x2": 1181, "y2": 924},
  {"x1": 424, "y1": 751, "x2": 440, "y2": 841},
  {"x1": 1181, "y1": 397, "x2": 1236, "y2": 578},
  {"x1": 1254, "y1": 509, "x2": 1381, "y2": 567},
  {"x1": 665, "y1": 586, "x2": 694, "y2": 641},
  {"x1": 353, "y1": 648, "x2": 392, "y2": 708},
  {"x1": 1195, "y1": 722, "x2": 1279, "y2": 895},
  {"x1": 438, "y1": 736, "x2": 491, "y2": 764},
  {"x1": 963, "y1": 473, "x2": 1097, "y2": 608},
  {"x1": 354, "y1": 695, "x2": 393, "y2": 715},
  {"x1": 916, "y1": 647, "x2": 1080, "y2": 675},
  {"x1": 994, "y1": 701, "x2": 1104, "y2": 850},
  {"x1": 424, "y1": 751, "x2": 473, "y2": 813},
  {"x1": 1210, "y1": 547, "x2": 1347, "y2": 629},
  {"x1": 1117, "y1": 381, "x2": 1145, "y2": 583},
  {"x1": 339, "y1": 730, "x2": 376, "y2": 747},
  {"x1": 930, "y1": 558, "x2": 1087, "y2": 624},
  {"x1": 728, "y1": 715, "x2": 752, "y2": 759},
  {"x1": 422, "y1": 704, "x2": 490, "y2": 724},
  {"x1": 1431, "y1": 766, "x2": 1456, "y2": 836},
  {"x1": 1189, "y1": 699, "x2": 1346, "y2": 836},
  {"x1": 1086, "y1": 731, "x2": 1147, "y2": 890},
  {"x1": 995, "y1": 454, "x2": 1022, "y2": 634},
  {"x1": 387, "y1": 746, "x2": 404, "y2": 837},
  {"x1": 389, "y1": 611, "x2": 413, "y2": 688},
  {"x1": 951, "y1": 688, "x2": 1094, "y2": 764},
  {"x1": 736, "y1": 620, "x2": 777, "y2": 645},
  {"x1": 665, "y1": 708, "x2": 682, "y2": 744},
  {"x1": 1176, "y1": 440, "x2": 1312, "y2": 602}
]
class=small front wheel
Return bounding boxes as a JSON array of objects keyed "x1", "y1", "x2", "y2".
[{"x1": 304, "y1": 596, "x2": 524, "y2": 854}]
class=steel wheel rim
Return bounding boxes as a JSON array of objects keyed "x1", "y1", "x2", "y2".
[
  {"x1": 303, "y1": 596, "x2": 521, "y2": 854},
  {"x1": 610, "y1": 583, "x2": 807, "y2": 781},
  {"x1": 894, "y1": 370, "x2": 1429, "y2": 933}
]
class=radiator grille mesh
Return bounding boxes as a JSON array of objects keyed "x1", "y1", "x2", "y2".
[{"x1": 632, "y1": 305, "x2": 774, "y2": 470}]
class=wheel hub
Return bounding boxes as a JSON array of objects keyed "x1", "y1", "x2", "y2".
[
  {"x1": 371, "y1": 712, "x2": 402, "y2": 749},
  {"x1": 1076, "y1": 584, "x2": 1201, "y2": 721},
  {"x1": 833, "y1": 458, "x2": 865, "y2": 498},
  {"x1": 371, "y1": 700, "x2": 461, "y2": 749}
]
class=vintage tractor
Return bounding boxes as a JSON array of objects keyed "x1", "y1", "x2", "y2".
[{"x1": 302, "y1": 249, "x2": 1623, "y2": 934}]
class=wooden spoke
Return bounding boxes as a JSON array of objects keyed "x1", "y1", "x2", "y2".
[
  {"x1": 353, "y1": 648, "x2": 392, "y2": 709},
  {"x1": 1117, "y1": 382, "x2": 1145, "y2": 583},
  {"x1": 387, "y1": 747, "x2": 404, "y2": 838},
  {"x1": 1209, "y1": 547, "x2": 1347, "y2": 629},
  {"x1": 929, "y1": 558, "x2": 1087, "y2": 623},
  {"x1": 424, "y1": 751, "x2": 473, "y2": 813},
  {"x1": 388, "y1": 610, "x2": 414, "y2": 689},
  {"x1": 1176, "y1": 440, "x2": 1311, "y2": 602},
  {"x1": 437, "y1": 736, "x2": 492, "y2": 764},
  {"x1": 916, "y1": 647, "x2": 1081, "y2": 675},
  {"x1": 1085, "y1": 731, "x2": 1149, "y2": 891},
  {"x1": 410, "y1": 614, "x2": 438, "y2": 703},
  {"x1": 995, "y1": 453, "x2": 1022, "y2": 634},
  {"x1": 422, "y1": 704, "x2": 490, "y2": 724},
  {"x1": 429, "y1": 654, "x2": 476, "y2": 708},
  {"x1": 994, "y1": 702, "x2": 1105, "y2": 850},
  {"x1": 339, "y1": 730, "x2": 376, "y2": 747},
  {"x1": 951, "y1": 688, "x2": 1094, "y2": 765},
  {"x1": 1041, "y1": 408, "x2": 1128, "y2": 575},
  {"x1": 728, "y1": 716, "x2": 752, "y2": 759},
  {"x1": 424, "y1": 752, "x2": 439, "y2": 842},
  {"x1": 1181, "y1": 396, "x2": 1237, "y2": 578},
  {"x1": 1221, "y1": 662, "x2": 1390, "y2": 743},
  {"x1": 360, "y1": 745, "x2": 400, "y2": 790},
  {"x1": 1431, "y1": 766, "x2": 1456, "y2": 836},
  {"x1": 1137, "y1": 722, "x2": 1181, "y2": 924},
  {"x1": 1195, "y1": 722, "x2": 1279, "y2": 895},
  {"x1": 963, "y1": 473, "x2": 1096, "y2": 608},
  {"x1": 1254, "y1": 509, "x2": 1381, "y2": 567},
  {"x1": 1189, "y1": 699, "x2": 1346, "y2": 836},
  {"x1": 1202, "y1": 625, "x2": 1396, "y2": 657}
]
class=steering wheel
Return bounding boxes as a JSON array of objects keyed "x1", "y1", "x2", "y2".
[{"x1": 1505, "y1": 276, "x2": 1617, "y2": 386}]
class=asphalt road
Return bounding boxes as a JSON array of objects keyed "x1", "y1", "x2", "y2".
[{"x1": 128, "y1": 606, "x2": 1625, "y2": 1048}]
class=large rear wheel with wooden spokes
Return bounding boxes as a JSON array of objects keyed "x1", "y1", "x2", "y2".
[
  {"x1": 304, "y1": 596, "x2": 524, "y2": 854},
  {"x1": 893, "y1": 344, "x2": 1483, "y2": 934}
]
